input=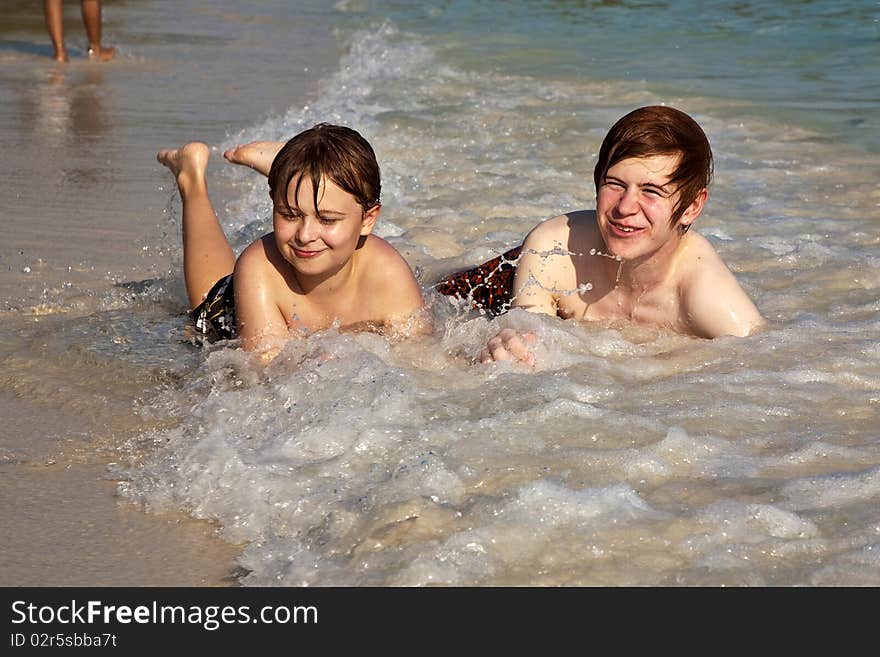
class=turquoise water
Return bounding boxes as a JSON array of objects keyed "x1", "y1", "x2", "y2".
[{"x1": 335, "y1": 0, "x2": 880, "y2": 155}]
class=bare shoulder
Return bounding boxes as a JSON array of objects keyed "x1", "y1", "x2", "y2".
[
  {"x1": 231, "y1": 234, "x2": 291, "y2": 353},
  {"x1": 680, "y1": 231, "x2": 725, "y2": 262},
  {"x1": 678, "y1": 232, "x2": 741, "y2": 285},
  {"x1": 233, "y1": 233, "x2": 293, "y2": 293},
  {"x1": 678, "y1": 232, "x2": 764, "y2": 338},
  {"x1": 511, "y1": 212, "x2": 596, "y2": 315},
  {"x1": 523, "y1": 210, "x2": 599, "y2": 254},
  {"x1": 523, "y1": 213, "x2": 573, "y2": 249},
  {"x1": 359, "y1": 235, "x2": 417, "y2": 281},
  {"x1": 357, "y1": 235, "x2": 424, "y2": 310},
  {"x1": 234, "y1": 234, "x2": 276, "y2": 278}
]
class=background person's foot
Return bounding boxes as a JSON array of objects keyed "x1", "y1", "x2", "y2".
[{"x1": 88, "y1": 45, "x2": 116, "y2": 61}]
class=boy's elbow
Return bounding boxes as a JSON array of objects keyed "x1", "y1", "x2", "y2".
[
  {"x1": 704, "y1": 313, "x2": 765, "y2": 339},
  {"x1": 389, "y1": 305, "x2": 433, "y2": 340},
  {"x1": 239, "y1": 326, "x2": 286, "y2": 363},
  {"x1": 743, "y1": 315, "x2": 768, "y2": 337}
]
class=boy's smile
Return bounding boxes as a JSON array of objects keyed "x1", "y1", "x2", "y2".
[{"x1": 292, "y1": 248, "x2": 324, "y2": 258}]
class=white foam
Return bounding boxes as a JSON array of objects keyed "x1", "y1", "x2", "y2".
[
  {"x1": 810, "y1": 543, "x2": 880, "y2": 586},
  {"x1": 781, "y1": 465, "x2": 880, "y2": 511},
  {"x1": 390, "y1": 481, "x2": 666, "y2": 585}
]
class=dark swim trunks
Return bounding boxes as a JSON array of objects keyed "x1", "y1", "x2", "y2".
[
  {"x1": 434, "y1": 245, "x2": 522, "y2": 317},
  {"x1": 189, "y1": 245, "x2": 522, "y2": 340},
  {"x1": 190, "y1": 273, "x2": 236, "y2": 341}
]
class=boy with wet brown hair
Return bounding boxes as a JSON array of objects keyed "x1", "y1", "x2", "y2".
[
  {"x1": 158, "y1": 124, "x2": 425, "y2": 361},
  {"x1": 479, "y1": 105, "x2": 764, "y2": 365}
]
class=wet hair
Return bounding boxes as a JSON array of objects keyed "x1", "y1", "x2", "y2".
[
  {"x1": 593, "y1": 106, "x2": 713, "y2": 226},
  {"x1": 268, "y1": 123, "x2": 381, "y2": 215}
]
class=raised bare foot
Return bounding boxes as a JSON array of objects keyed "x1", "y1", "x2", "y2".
[
  {"x1": 52, "y1": 48, "x2": 69, "y2": 63},
  {"x1": 87, "y1": 45, "x2": 116, "y2": 62},
  {"x1": 223, "y1": 141, "x2": 284, "y2": 176},
  {"x1": 157, "y1": 142, "x2": 210, "y2": 193}
]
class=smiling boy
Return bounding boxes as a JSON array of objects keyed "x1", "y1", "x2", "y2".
[
  {"x1": 158, "y1": 124, "x2": 425, "y2": 361},
  {"x1": 479, "y1": 105, "x2": 764, "y2": 365}
]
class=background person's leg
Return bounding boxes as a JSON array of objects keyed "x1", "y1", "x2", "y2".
[
  {"x1": 80, "y1": 0, "x2": 115, "y2": 61},
  {"x1": 43, "y1": 0, "x2": 68, "y2": 62}
]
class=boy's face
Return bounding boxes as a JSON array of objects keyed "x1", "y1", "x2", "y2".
[
  {"x1": 595, "y1": 154, "x2": 704, "y2": 262},
  {"x1": 273, "y1": 175, "x2": 378, "y2": 277}
]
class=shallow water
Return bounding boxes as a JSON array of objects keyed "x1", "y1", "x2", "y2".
[
  {"x1": 2, "y1": 0, "x2": 879, "y2": 585},
  {"x1": 0, "y1": 0, "x2": 340, "y2": 585}
]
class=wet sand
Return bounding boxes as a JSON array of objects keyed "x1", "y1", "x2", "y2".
[{"x1": 0, "y1": 0, "x2": 339, "y2": 585}]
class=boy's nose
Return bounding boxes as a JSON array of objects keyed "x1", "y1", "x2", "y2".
[
  {"x1": 296, "y1": 217, "x2": 319, "y2": 243},
  {"x1": 617, "y1": 187, "x2": 639, "y2": 215}
]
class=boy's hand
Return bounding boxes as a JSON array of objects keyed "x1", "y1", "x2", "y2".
[{"x1": 479, "y1": 328, "x2": 537, "y2": 366}]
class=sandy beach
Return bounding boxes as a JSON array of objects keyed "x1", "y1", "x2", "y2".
[{"x1": 0, "y1": 0, "x2": 338, "y2": 585}]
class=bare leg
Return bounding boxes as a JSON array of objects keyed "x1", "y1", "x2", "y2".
[
  {"x1": 44, "y1": 0, "x2": 68, "y2": 62},
  {"x1": 223, "y1": 141, "x2": 285, "y2": 177},
  {"x1": 80, "y1": 0, "x2": 115, "y2": 61},
  {"x1": 157, "y1": 143, "x2": 236, "y2": 308}
]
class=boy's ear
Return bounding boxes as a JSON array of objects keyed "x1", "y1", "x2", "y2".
[
  {"x1": 360, "y1": 203, "x2": 380, "y2": 236},
  {"x1": 678, "y1": 188, "x2": 708, "y2": 230}
]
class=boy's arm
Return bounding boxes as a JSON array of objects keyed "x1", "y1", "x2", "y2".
[
  {"x1": 367, "y1": 238, "x2": 429, "y2": 336},
  {"x1": 480, "y1": 217, "x2": 568, "y2": 365},
  {"x1": 682, "y1": 255, "x2": 765, "y2": 338},
  {"x1": 233, "y1": 238, "x2": 291, "y2": 360},
  {"x1": 509, "y1": 219, "x2": 566, "y2": 316}
]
